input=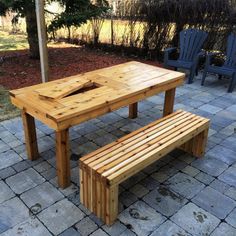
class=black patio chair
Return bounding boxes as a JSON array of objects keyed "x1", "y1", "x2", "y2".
[
  {"x1": 201, "y1": 33, "x2": 236, "y2": 93},
  {"x1": 164, "y1": 29, "x2": 208, "y2": 84}
]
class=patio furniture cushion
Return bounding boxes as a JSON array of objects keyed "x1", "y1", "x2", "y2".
[{"x1": 79, "y1": 110, "x2": 210, "y2": 225}]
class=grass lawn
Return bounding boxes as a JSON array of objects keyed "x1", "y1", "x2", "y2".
[
  {"x1": 0, "y1": 30, "x2": 25, "y2": 120},
  {"x1": 0, "y1": 30, "x2": 28, "y2": 51},
  {"x1": 0, "y1": 86, "x2": 20, "y2": 121}
]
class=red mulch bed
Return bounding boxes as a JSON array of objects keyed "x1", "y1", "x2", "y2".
[{"x1": 0, "y1": 45, "x2": 162, "y2": 90}]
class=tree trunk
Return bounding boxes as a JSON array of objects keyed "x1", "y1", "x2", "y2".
[
  {"x1": 25, "y1": 8, "x2": 40, "y2": 59},
  {"x1": 67, "y1": 26, "x2": 71, "y2": 42}
]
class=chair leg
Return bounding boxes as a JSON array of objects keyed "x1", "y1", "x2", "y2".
[
  {"x1": 201, "y1": 69, "x2": 208, "y2": 86},
  {"x1": 228, "y1": 75, "x2": 236, "y2": 93},
  {"x1": 188, "y1": 69, "x2": 195, "y2": 84},
  {"x1": 195, "y1": 69, "x2": 199, "y2": 76},
  {"x1": 174, "y1": 67, "x2": 177, "y2": 71}
]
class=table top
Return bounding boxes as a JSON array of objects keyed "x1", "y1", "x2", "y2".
[{"x1": 10, "y1": 61, "x2": 185, "y2": 130}]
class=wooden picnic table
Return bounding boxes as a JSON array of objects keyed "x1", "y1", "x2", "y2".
[{"x1": 10, "y1": 61, "x2": 185, "y2": 188}]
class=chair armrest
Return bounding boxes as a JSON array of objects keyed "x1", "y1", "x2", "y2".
[
  {"x1": 198, "y1": 50, "x2": 206, "y2": 58},
  {"x1": 206, "y1": 52, "x2": 224, "y2": 66},
  {"x1": 164, "y1": 47, "x2": 177, "y2": 65},
  {"x1": 192, "y1": 50, "x2": 206, "y2": 70},
  {"x1": 165, "y1": 47, "x2": 177, "y2": 53}
]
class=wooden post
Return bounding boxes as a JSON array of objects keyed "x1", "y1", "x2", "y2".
[
  {"x1": 163, "y1": 88, "x2": 176, "y2": 116},
  {"x1": 110, "y1": 0, "x2": 116, "y2": 46},
  {"x1": 21, "y1": 110, "x2": 39, "y2": 160},
  {"x1": 35, "y1": 0, "x2": 49, "y2": 83},
  {"x1": 129, "y1": 103, "x2": 138, "y2": 119},
  {"x1": 56, "y1": 129, "x2": 70, "y2": 188}
]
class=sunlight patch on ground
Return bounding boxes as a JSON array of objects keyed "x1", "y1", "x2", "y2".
[
  {"x1": 0, "y1": 29, "x2": 81, "y2": 53},
  {"x1": 0, "y1": 30, "x2": 28, "y2": 51}
]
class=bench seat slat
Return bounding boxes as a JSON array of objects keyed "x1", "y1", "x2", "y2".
[
  {"x1": 106, "y1": 119, "x2": 209, "y2": 185},
  {"x1": 83, "y1": 111, "x2": 196, "y2": 166},
  {"x1": 101, "y1": 117, "x2": 207, "y2": 180},
  {"x1": 80, "y1": 110, "x2": 185, "y2": 163},
  {"x1": 93, "y1": 113, "x2": 198, "y2": 171},
  {"x1": 89, "y1": 112, "x2": 194, "y2": 168}
]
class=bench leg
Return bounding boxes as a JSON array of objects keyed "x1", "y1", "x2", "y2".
[
  {"x1": 80, "y1": 165, "x2": 119, "y2": 225},
  {"x1": 80, "y1": 166, "x2": 99, "y2": 214},
  {"x1": 163, "y1": 88, "x2": 176, "y2": 117},
  {"x1": 94, "y1": 182, "x2": 118, "y2": 225},
  {"x1": 192, "y1": 129, "x2": 209, "y2": 158},
  {"x1": 22, "y1": 110, "x2": 39, "y2": 161},
  {"x1": 80, "y1": 163, "x2": 88, "y2": 208},
  {"x1": 180, "y1": 137, "x2": 194, "y2": 155},
  {"x1": 181, "y1": 128, "x2": 209, "y2": 158},
  {"x1": 56, "y1": 129, "x2": 71, "y2": 188},
  {"x1": 129, "y1": 103, "x2": 138, "y2": 119},
  {"x1": 105, "y1": 184, "x2": 119, "y2": 225}
]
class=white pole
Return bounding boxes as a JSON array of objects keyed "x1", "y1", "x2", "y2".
[{"x1": 35, "y1": 0, "x2": 49, "y2": 83}]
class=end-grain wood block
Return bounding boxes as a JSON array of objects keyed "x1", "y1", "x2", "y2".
[{"x1": 79, "y1": 110, "x2": 210, "y2": 225}]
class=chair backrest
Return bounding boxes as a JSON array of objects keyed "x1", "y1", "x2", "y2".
[
  {"x1": 179, "y1": 29, "x2": 208, "y2": 62},
  {"x1": 224, "y1": 33, "x2": 236, "y2": 68}
]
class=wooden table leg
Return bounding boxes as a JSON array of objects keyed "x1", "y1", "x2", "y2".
[
  {"x1": 129, "y1": 103, "x2": 138, "y2": 119},
  {"x1": 21, "y1": 110, "x2": 39, "y2": 161},
  {"x1": 56, "y1": 128, "x2": 71, "y2": 188},
  {"x1": 163, "y1": 88, "x2": 176, "y2": 117}
]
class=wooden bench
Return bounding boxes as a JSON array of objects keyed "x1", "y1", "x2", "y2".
[{"x1": 79, "y1": 110, "x2": 210, "y2": 225}]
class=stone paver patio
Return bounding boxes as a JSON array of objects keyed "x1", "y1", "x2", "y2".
[{"x1": 0, "y1": 74, "x2": 236, "y2": 236}]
